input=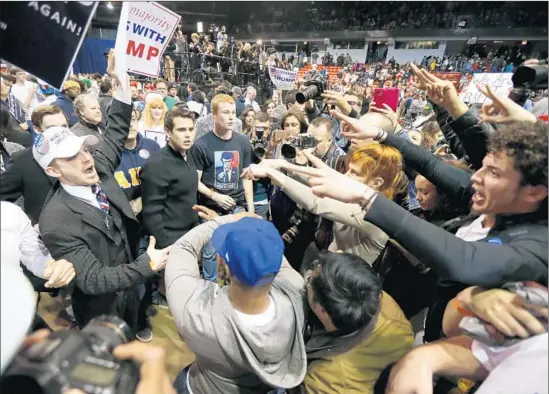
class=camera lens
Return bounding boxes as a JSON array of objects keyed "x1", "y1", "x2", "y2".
[
  {"x1": 82, "y1": 315, "x2": 134, "y2": 351},
  {"x1": 281, "y1": 143, "x2": 296, "y2": 159},
  {"x1": 296, "y1": 85, "x2": 318, "y2": 104},
  {"x1": 254, "y1": 146, "x2": 267, "y2": 157}
]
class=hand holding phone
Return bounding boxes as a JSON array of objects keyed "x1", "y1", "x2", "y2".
[{"x1": 373, "y1": 88, "x2": 399, "y2": 113}]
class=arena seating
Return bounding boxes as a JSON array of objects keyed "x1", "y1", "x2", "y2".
[{"x1": 297, "y1": 64, "x2": 342, "y2": 84}]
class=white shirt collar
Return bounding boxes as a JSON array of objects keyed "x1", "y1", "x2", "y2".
[{"x1": 61, "y1": 183, "x2": 100, "y2": 209}]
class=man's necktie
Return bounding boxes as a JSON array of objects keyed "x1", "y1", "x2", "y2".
[{"x1": 92, "y1": 184, "x2": 110, "y2": 214}]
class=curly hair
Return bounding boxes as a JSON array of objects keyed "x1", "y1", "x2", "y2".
[{"x1": 488, "y1": 121, "x2": 548, "y2": 187}]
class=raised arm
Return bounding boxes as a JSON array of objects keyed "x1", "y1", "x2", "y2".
[
  {"x1": 93, "y1": 52, "x2": 132, "y2": 176},
  {"x1": 165, "y1": 214, "x2": 237, "y2": 327},
  {"x1": 365, "y1": 195, "x2": 548, "y2": 287},
  {"x1": 383, "y1": 133, "x2": 473, "y2": 210}
]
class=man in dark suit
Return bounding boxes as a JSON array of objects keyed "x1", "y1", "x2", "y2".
[
  {"x1": 0, "y1": 105, "x2": 65, "y2": 224},
  {"x1": 36, "y1": 53, "x2": 171, "y2": 334}
]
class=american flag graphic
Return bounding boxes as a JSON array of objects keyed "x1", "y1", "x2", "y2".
[{"x1": 34, "y1": 134, "x2": 50, "y2": 155}]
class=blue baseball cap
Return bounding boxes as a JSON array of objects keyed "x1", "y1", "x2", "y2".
[{"x1": 212, "y1": 217, "x2": 284, "y2": 286}]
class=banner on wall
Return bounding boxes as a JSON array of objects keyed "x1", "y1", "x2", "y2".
[
  {"x1": 268, "y1": 66, "x2": 298, "y2": 90},
  {"x1": 114, "y1": 1, "x2": 181, "y2": 79},
  {"x1": 0, "y1": 1, "x2": 98, "y2": 89},
  {"x1": 460, "y1": 73, "x2": 513, "y2": 104}
]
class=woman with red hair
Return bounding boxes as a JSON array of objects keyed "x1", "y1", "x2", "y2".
[{"x1": 244, "y1": 142, "x2": 408, "y2": 266}]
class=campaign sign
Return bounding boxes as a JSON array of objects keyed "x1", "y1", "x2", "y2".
[
  {"x1": 115, "y1": 2, "x2": 181, "y2": 78},
  {"x1": 0, "y1": 1, "x2": 98, "y2": 89},
  {"x1": 268, "y1": 66, "x2": 298, "y2": 90},
  {"x1": 460, "y1": 73, "x2": 513, "y2": 104}
]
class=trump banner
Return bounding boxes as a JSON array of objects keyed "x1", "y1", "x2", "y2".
[
  {"x1": 268, "y1": 66, "x2": 298, "y2": 90},
  {"x1": 0, "y1": 1, "x2": 98, "y2": 89},
  {"x1": 115, "y1": 1, "x2": 181, "y2": 79}
]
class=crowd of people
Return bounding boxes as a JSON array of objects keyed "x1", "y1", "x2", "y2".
[
  {"x1": 1, "y1": 16, "x2": 549, "y2": 394},
  {"x1": 161, "y1": 24, "x2": 290, "y2": 87},
  {"x1": 232, "y1": 2, "x2": 548, "y2": 33}
]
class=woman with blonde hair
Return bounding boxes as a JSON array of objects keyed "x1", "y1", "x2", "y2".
[
  {"x1": 138, "y1": 92, "x2": 168, "y2": 147},
  {"x1": 245, "y1": 142, "x2": 408, "y2": 266}
]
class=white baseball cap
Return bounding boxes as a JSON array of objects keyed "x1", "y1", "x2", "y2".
[
  {"x1": 1, "y1": 265, "x2": 36, "y2": 373},
  {"x1": 32, "y1": 126, "x2": 99, "y2": 169}
]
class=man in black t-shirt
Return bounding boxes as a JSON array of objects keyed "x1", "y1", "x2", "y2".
[{"x1": 191, "y1": 94, "x2": 254, "y2": 215}]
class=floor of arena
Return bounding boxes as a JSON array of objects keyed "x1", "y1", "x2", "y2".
[{"x1": 38, "y1": 293, "x2": 195, "y2": 380}]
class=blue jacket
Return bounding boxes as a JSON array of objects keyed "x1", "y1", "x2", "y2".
[
  {"x1": 236, "y1": 95, "x2": 246, "y2": 117},
  {"x1": 114, "y1": 134, "x2": 160, "y2": 202},
  {"x1": 54, "y1": 93, "x2": 78, "y2": 127}
]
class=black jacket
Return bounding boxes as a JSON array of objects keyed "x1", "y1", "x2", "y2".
[
  {"x1": 140, "y1": 144, "x2": 199, "y2": 249},
  {"x1": 0, "y1": 147, "x2": 55, "y2": 224},
  {"x1": 368, "y1": 133, "x2": 548, "y2": 288},
  {"x1": 98, "y1": 93, "x2": 113, "y2": 126},
  {"x1": 432, "y1": 102, "x2": 495, "y2": 170},
  {"x1": 39, "y1": 98, "x2": 156, "y2": 329},
  {"x1": 71, "y1": 118, "x2": 104, "y2": 141}
]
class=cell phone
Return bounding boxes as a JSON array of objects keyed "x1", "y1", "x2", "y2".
[
  {"x1": 373, "y1": 88, "x2": 399, "y2": 112},
  {"x1": 274, "y1": 130, "x2": 293, "y2": 141}
]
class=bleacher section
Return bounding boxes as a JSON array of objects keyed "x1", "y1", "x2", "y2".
[{"x1": 297, "y1": 64, "x2": 342, "y2": 84}]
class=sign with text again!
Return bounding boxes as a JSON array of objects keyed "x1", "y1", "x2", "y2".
[
  {"x1": 115, "y1": 2, "x2": 181, "y2": 78},
  {"x1": 0, "y1": 1, "x2": 98, "y2": 89}
]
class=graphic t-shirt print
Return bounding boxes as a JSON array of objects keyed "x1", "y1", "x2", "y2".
[{"x1": 214, "y1": 150, "x2": 240, "y2": 191}]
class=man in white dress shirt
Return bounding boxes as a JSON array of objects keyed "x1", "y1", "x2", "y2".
[{"x1": 1, "y1": 201, "x2": 75, "y2": 288}]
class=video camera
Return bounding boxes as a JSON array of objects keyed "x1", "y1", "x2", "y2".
[
  {"x1": 281, "y1": 134, "x2": 318, "y2": 160},
  {"x1": 1, "y1": 316, "x2": 139, "y2": 394},
  {"x1": 251, "y1": 126, "x2": 268, "y2": 163},
  {"x1": 509, "y1": 63, "x2": 548, "y2": 107},
  {"x1": 296, "y1": 72, "x2": 327, "y2": 104}
]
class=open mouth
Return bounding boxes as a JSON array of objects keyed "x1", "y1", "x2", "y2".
[
  {"x1": 84, "y1": 165, "x2": 95, "y2": 175},
  {"x1": 472, "y1": 192, "x2": 485, "y2": 204}
]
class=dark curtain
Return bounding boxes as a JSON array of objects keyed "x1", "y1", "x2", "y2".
[{"x1": 73, "y1": 38, "x2": 115, "y2": 74}]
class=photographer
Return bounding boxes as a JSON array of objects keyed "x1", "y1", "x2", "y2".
[
  {"x1": 249, "y1": 112, "x2": 272, "y2": 219},
  {"x1": 202, "y1": 42, "x2": 219, "y2": 79},
  {"x1": 189, "y1": 33, "x2": 203, "y2": 73}
]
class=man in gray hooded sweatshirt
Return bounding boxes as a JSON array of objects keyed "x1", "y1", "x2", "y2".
[{"x1": 166, "y1": 211, "x2": 307, "y2": 394}]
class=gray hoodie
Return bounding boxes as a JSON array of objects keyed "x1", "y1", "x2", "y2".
[{"x1": 165, "y1": 214, "x2": 308, "y2": 394}]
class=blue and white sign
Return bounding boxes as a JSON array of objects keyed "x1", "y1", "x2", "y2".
[{"x1": 268, "y1": 66, "x2": 298, "y2": 90}]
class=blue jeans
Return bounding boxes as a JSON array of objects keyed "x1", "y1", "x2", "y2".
[
  {"x1": 173, "y1": 365, "x2": 191, "y2": 394},
  {"x1": 201, "y1": 205, "x2": 247, "y2": 282},
  {"x1": 254, "y1": 203, "x2": 269, "y2": 220}
]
